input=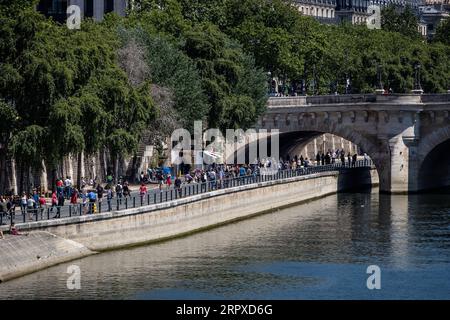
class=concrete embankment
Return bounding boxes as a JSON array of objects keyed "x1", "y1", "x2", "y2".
[
  {"x1": 0, "y1": 168, "x2": 378, "y2": 282},
  {"x1": 0, "y1": 232, "x2": 94, "y2": 283}
]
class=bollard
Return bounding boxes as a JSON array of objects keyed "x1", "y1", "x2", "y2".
[
  {"x1": 125, "y1": 197, "x2": 128, "y2": 209},
  {"x1": 133, "y1": 197, "x2": 136, "y2": 208},
  {"x1": 69, "y1": 205, "x2": 72, "y2": 217}
]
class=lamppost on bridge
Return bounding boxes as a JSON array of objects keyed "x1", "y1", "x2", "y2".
[
  {"x1": 267, "y1": 71, "x2": 273, "y2": 95},
  {"x1": 375, "y1": 63, "x2": 384, "y2": 95},
  {"x1": 345, "y1": 73, "x2": 351, "y2": 94},
  {"x1": 412, "y1": 62, "x2": 424, "y2": 94},
  {"x1": 311, "y1": 64, "x2": 317, "y2": 95}
]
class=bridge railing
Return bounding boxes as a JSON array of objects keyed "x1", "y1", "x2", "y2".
[
  {"x1": 420, "y1": 94, "x2": 450, "y2": 103},
  {"x1": 0, "y1": 160, "x2": 374, "y2": 226},
  {"x1": 306, "y1": 94, "x2": 377, "y2": 105},
  {"x1": 267, "y1": 93, "x2": 450, "y2": 108}
]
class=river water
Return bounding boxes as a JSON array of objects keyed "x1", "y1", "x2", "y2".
[{"x1": 1, "y1": 188, "x2": 450, "y2": 300}]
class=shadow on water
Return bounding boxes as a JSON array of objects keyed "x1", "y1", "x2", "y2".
[
  {"x1": 336, "y1": 167, "x2": 374, "y2": 193},
  {"x1": 1, "y1": 181, "x2": 450, "y2": 299}
]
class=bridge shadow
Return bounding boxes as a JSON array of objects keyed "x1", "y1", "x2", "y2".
[
  {"x1": 337, "y1": 167, "x2": 376, "y2": 193},
  {"x1": 415, "y1": 139, "x2": 450, "y2": 192}
]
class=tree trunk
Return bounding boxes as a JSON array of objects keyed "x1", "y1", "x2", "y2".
[
  {"x1": 51, "y1": 166, "x2": 57, "y2": 193},
  {"x1": 0, "y1": 150, "x2": 6, "y2": 194},
  {"x1": 19, "y1": 161, "x2": 24, "y2": 195},
  {"x1": 77, "y1": 152, "x2": 82, "y2": 189},
  {"x1": 113, "y1": 154, "x2": 119, "y2": 184}
]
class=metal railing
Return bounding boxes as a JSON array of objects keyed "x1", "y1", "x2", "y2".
[{"x1": 0, "y1": 160, "x2": 374, "y2": 226}]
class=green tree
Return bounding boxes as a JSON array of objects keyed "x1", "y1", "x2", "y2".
[
  {"x1": 434, "y1": 18, "x2": 450, "y2": 46},
  {"x1": 381, "y1": 5, "x2": 420, "y2": 39}
]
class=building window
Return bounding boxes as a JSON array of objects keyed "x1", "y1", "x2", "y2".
[
  {"x1": 104, "y1": 0, "x2": 114, "y2": 14},
  {"x1": 85, "y1": 0, "x2": 93, "y2": 17},
  {"x1": 49, "y1": 0, "x2": 67, "y2": 14}
]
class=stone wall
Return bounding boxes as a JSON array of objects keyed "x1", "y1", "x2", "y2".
[
  {"x1": 0, "y1": 168, "x2": 378, "y2": 282},
  {"x1": 0, "y1": 231, "x2": 93, "y2": 283}
]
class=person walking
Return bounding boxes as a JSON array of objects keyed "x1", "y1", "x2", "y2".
[
  {"x1": 38, "y1": 194, "x2": 46, "y2": 219},
  {"x1": 70, "y1": 188, "x2": 79, "y2": 214},
  {"x1": 175, "y1": 175, "x2": 182, "y2": 198},
  {"x1": 53, "y1": 190, "x2": 64, "y2": 218},
  {"x1": 87, "y1": 190, "x2": 97, "y2": 214},
  {"x1": 166, "y1": 175, "x2": 172, "y2": 189},
  {"x1": 97, "y1": 184, "x2": 104, "y2": 204},
  {"x1": 106, "y1": 187, "x2": 113, "y2": 212},
  {"x1": 20, "y1": 192, "x2": 27, "y2": 216},
  {"x1": 340, "y1": 151, "x2": 346, "y2": 167},
  {"x1": 139, "y1": 183, "x2": 147, "y2": 199},
  {"x1": 363, "y1": 152, "x2": 369, "y2": 166},
  {"x1": 115, "y1": 182, "x2": 123, "y2": 204},
  {"x1": 27, "y1": 195, "x2": 35, "y2": 220}
]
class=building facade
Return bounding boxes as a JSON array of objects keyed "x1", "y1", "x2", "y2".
[
  {"x1": 37, "y1": 0, "x2": 128, "y2": 22},
  {"x1": 292, "y1": 0, "x2": 337, "y2": 22},
  {"x1": 419, "y1": 3, "x2": 450, "y2": 38},
  {"x1": 292, "y1": 0, "x2": 371, "y2": 24}
]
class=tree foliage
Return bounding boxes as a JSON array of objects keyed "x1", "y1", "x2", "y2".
[
  {"x1": 381, "y1": 5, "x2": 420, "y2": 40},
  {"x1": 0, "y1": 2, "x2": 155, "y2": 190}
]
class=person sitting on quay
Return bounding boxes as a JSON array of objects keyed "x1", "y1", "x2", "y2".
[{"x1": 9, "y1": 223, "x2": 28, "y2": 236}]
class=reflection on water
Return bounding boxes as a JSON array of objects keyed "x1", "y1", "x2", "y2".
[{"x1": 1, "y1": 188, "x2": 450, "y2": 300}]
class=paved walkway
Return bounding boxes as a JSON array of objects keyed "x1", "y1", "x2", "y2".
[{"x1": 1, "y1": 160, "x2": 373, "y2": 226}]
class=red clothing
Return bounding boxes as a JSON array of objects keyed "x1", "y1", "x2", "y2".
[
  {"x1": 166, "y1": 176, "x2": 172, "y2": 186},
  {"x1": 52, "y1": 193, "x2": 57, "y2": 205},
  {"x1": 56, "y1": 180, "x2": 63, "y2": 187},
  {"x1": 139, "y1": 186, "x2": 147, "y2": 195},
  {"x1": 70, "y1": 193, "x2": 78, "y2": 204},
  {"x1": 39, "y1": 197, "x2": 46, "y2": 206}
]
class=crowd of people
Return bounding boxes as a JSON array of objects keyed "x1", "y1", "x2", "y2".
[
  {"x1": 0, "y1": 175, "x2": 136, "y2": 221},
  {"x1": 0, "y1": 151, "x2": 371, "y2": 235}
]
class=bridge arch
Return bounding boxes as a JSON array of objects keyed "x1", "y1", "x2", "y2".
[
  {"x1": 417, "y1": 125, "x2": 450, "y2": 191},
  {"x1": 246, "y1": 114, "x2": 390, "y2": 191}
]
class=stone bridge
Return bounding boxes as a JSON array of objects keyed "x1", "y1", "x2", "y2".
[{"x1": 256, "y1": 94, "x2": 450, "y2": 193}]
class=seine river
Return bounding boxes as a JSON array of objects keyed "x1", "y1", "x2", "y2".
[{"x1": 1, "y1": 188, "x2": 450, "y2": 300}]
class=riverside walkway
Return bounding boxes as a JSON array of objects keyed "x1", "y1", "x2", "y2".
[{"x1": 0, "y1": 160, "x2": 373, "y2": 227}]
